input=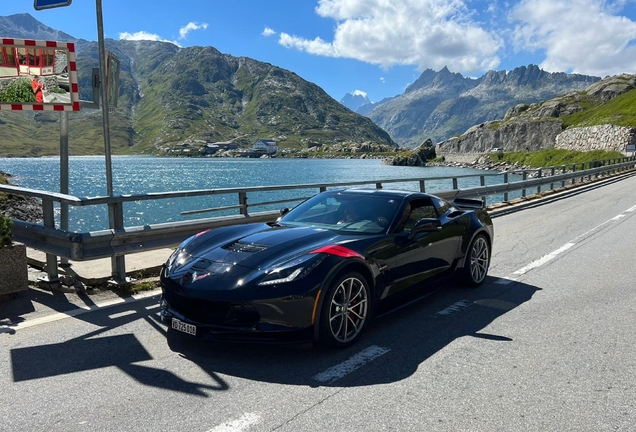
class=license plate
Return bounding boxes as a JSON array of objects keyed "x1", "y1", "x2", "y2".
[{"x1": 171, "y1": 318, "x2": 196, "y2": 336}]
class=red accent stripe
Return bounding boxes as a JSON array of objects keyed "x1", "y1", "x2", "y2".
[
  {"x1": 69, "y1": 62, "x2": 77, "y2": 72},
  {"x1": 67, "y1": 43, "x2": 75, "y2": 52},
  {"x1": 33, "y1": 105, "x2": 44, "y2": 111},
  {"x1": 310, "y1": 245, "x2": 363, "y2": 258},
  {"x1": 72, "y1": 102, "x2": 80, "y2": 111},
  {"x1": 25, "y1": 40, "x2": 36, "y2": 46},
  {"x1": 53, "y1": 105, "x2": 64, "y2": 111},
  {"x1": 45, "y1": 41, "x2": 57, "y2": 47},
  {"x1": 11, "y1": 104, "x2": 23, "y2": 110},
  {"x1": 71, "y1": 83, "x2": 78, "y2": 92},
  {"x1": 2, "y1": 38, "x2": 15, "y2": 45}
]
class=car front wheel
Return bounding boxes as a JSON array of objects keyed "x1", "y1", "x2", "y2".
[{"x1": 319, "y1": 271, "x2": 370, "y2": 348}]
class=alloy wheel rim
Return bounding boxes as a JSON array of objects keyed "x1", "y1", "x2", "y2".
[
  {"x1": 470, "y1": 237, "x2": 489, "y2": 283},
  {"x1": 328, "y1": 277, "x2": 368, "y2": 343}
]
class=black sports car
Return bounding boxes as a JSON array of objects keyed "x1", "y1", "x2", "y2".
[{"x1": 160, "y1": 188, "x2": 493, "y2": 347}]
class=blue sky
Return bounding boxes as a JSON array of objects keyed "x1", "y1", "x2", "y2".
[{"x1": 2, "y1": 0, "x2": 636, "y2": 103}]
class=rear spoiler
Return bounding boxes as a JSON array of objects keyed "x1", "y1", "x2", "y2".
[{"x1": 452, "y1": 197, "x2": 484, "y2": 210}]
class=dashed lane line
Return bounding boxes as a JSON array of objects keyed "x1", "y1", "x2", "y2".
[
  {"x1": 206, "y1": 413, "x2": 261, "y2": 432},
  {"x1": 313, "y1": 345, "x2": 391, "y2": 384},
  {"x1": 496, "y1": 203, "x2": 636, "y2": 285}
]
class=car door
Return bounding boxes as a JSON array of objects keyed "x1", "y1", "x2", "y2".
[{"x1": 384, "y1": 197, "x2": 463, "y2": 296}]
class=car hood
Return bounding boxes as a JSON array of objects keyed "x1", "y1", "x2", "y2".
[{"x1": 170, "y1": 224, "x2": 344, "y2": 273}]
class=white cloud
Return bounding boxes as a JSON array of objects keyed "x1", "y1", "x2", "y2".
[
  {"x1": 262, "y1": 27, "x2": 276, "y2": 37},
  {"x1": 510, "y1": 0, "x2": 636, "y2": 76},
  {"x1": 278, "y1": 0, "x2": 502, "y2": 74},
  {"x1": 352, "y1": 89, "x2": 367, "y2": 97},
  {"x1": 119, "y1": 31, "x2": 181, "y2": 47},
  {"x1": 179, "y1": 22, "x2": 209, "y2": 40}
]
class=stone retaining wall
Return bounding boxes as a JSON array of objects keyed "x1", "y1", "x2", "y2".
[{"x1": 555, "y1": 124, "x2": 636, "y2": 152}]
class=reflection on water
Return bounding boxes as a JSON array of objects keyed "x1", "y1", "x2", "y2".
[{"x1": 0, "y1": 156, "x2": 522, "y2": 231}]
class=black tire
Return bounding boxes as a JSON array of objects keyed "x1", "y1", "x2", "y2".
[
  {"x1": 318, "y1": 271, "x2": 370, "y2": 348},
  {"x1": 462, "y1": 234, "x2": 490, "y2": 287}
]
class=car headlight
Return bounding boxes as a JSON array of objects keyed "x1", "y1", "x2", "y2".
[{"x1": 258, "y1": 254, "x2": 325, "y2": 286}]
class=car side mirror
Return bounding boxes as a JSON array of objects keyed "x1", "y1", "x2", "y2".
[
  {"x1": 407, "y1": 218, "x2": 441, "y2": 240},
  {"x1": 280, "y1": 208, "x2": 290, "y2": 216}
]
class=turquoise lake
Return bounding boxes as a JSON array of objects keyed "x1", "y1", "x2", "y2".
[{"x1": 0, "y1": 156, "x2": 515, "y2": 231}]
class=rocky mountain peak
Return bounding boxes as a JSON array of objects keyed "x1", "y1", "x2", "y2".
[{"x1": 0, "y1": 13, "x2": 76, "y2": 41}]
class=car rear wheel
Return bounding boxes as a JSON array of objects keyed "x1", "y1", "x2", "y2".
[
  {"x1": 463, "y1": 234, "x2": 490, "y2": 286},
  {"x1": 319, "y1": 272, "x2": 370, "y2": 348}
]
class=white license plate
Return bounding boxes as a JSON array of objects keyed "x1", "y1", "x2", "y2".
[{"x1": 171, "y1": 318, "x2": 196, "y2": 336}]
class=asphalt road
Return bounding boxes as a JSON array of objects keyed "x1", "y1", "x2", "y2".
[{"x1": 1, "y1": 173, "x2": 636, "y2": 432}]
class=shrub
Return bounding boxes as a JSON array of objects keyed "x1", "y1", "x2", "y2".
[
  {"x1": 0, "y1": 213, "x2": 12, "y2": 247},
  {"x1": 0, "y1": 79, "x2": 36, "y2": 103}
]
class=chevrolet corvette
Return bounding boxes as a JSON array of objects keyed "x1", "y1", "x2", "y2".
[{"x1": 160, "y1": 188, "x2": 493, "y2": 347}]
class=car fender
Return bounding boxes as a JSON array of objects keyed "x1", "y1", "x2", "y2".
[
  {"x1": 312, "y1": 257, "x2": 375, "y2": 342},
  {"x1": 457, "y1": 227, "x2": 493, "y2": 270}
]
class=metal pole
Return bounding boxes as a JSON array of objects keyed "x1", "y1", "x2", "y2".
[
  {"x1": 96, "y1": 0, "x2": 113, "y2": 197},
  {"x1": 96, "y1": 0, "x2": 126, "y2": 283},
  {"x1": 60, "y1": 111, "x2": 69, "y2": 266}
]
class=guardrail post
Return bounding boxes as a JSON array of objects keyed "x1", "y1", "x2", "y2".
[
  {"x1": 550, "y1": 167, "x2": 555, "y2": 190},
  {"x1": 580, "y1": 163, "x2": 585, "y2": 183},
  {"x1": 40, "y1": 198, "x2": 60, "y2": 288},
  {"x1": 109, "y1": 202, "x2": 127, "y2": 285},
  {"x1": 319, "y1": 186, "x2": 327, "y2": 193},
  {"x1": 571, "y1": 164, "x2": 576, "y2": 185},
  {"x1": 419, "y1": 180, "x2": 425, "y2": 192},
  {"x1": 522, "y1": 171, "x2": 527, "y2": 198},
  {"x1": 452, "y1": 177, "x2": 458, "y2": 190},
  {"x1": 561, "y1": 165, "x2": 566, "y2": 187},
  {"x1": 480, "y1": 175, "x2": 486, "y2": 204},
  {"x1": 375, "y1": 182, "x2": 382, "y2": 189},
  {"x1": 537, "y1": 169, "x2": 542, "y2": 194},
  {"x1": 503, "y1": 173, "x2": 509, "y2": 202},
  {"x1": 239, "y1": 192, "x2": 248, "y2": 215}
]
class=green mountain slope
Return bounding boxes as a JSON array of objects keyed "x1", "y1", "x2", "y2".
[{"x1": 0, "y1": 15, "x2": 395, "y2": 157}]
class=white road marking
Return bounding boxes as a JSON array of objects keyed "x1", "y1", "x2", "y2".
[
  {"x1": 436, "y1": 300, "x2": 471, "y2": 316},
  {"x1": 313, "y1": 345, "x2": 390, "y2": 384},
  {"x1": 511, "y1": 243, "x2": 575, "y2": 276},
  {"x1": 206, "y1": 413, "x2": 261, "y2": 432},
  {"x1": 0, "y1": 289, "x2": 161, "y2": 332},
  {"x1": 499, "y1": 203, "x2": 636, "y2": 282}
]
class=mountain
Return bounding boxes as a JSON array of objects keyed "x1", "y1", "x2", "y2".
[
  {"x1": 340, "y1": 90, "x2": 371, "y2": 111},
  {"x1": 0, "y1": 14, "x2": 395, "y2": 157},
  {"x1": 365, "y1": 65, "x2": 601, "y2": 147},
  {"x1": 435, "y1": 74, "x2": 636, "y2": 157},
  {"x1": 0, "y1": 13, "x2": 77, "y2": 42}
]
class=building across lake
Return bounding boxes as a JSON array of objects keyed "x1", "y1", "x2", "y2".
[{"x1": 252, "y1": 139, "x2": 278, "y2": 155}]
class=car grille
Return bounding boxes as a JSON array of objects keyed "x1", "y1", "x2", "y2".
[
  {"x1": 223, "y1": 241, "x2": 269, "y2": 253},
  {"x1": 162, "y1": 288, "x2": 260, "y2": 328}
]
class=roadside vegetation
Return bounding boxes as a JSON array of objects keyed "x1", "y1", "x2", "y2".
[
  {"x1": 0, "y1": 173, "x2": 9, "y2": 202},
  {"x1": 561, "y1": 83, "x2": 636, "y2": 129},
  {"x1": 488, "y1": 149, "x2": 626, "y2": 168}
]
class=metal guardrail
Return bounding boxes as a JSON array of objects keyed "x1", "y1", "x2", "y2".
[{"x1": 2, "y1": 156, "x2": 635, "y2": 286}]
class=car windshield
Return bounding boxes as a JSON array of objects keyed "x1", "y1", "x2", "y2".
[{"x1": 279, "y1": 190, "x2": 403, "y2": 234}]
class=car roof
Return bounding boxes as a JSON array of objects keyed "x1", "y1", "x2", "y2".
[{"x1": 334, "y1": 187, "x2": 431, "y2": 199}]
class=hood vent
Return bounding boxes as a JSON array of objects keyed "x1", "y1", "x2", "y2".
[{"x1": 223, "y1": 240, "x2": 269, "y2": 253}]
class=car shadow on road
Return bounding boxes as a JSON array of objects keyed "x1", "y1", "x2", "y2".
[
  {"x1": 6, "y1": 277, "x2": 540, "y2": 395},
  {"x1": 164, "y1": 276, "x2": 541, "y2": 389}
]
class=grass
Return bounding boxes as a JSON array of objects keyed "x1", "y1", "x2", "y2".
[
  {"x1": 488, "y1": 149, "x2": 626, "y2": 168},
  {"x1": 560, "y1": 88, "x2": 636, "y2": 129}
]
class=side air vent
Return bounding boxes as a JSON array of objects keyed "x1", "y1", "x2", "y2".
[
  {"x1": 223, "y1": 241, "x2": 269, "y2": 253},
  {"x1": 447, "y1": 210, "x2": 466, "y2": 218}
]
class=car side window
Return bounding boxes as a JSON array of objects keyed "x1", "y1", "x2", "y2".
[
  {"x1": 432, "y1": 197, "x2": 451, "y2": 216},
  {"x1": 397, "y1": 198, "x2": 437, "y2": 232}
]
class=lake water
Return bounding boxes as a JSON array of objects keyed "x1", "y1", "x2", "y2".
[{"x1": 0, "y1": 156, "x2": 513, "y2": 232}]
